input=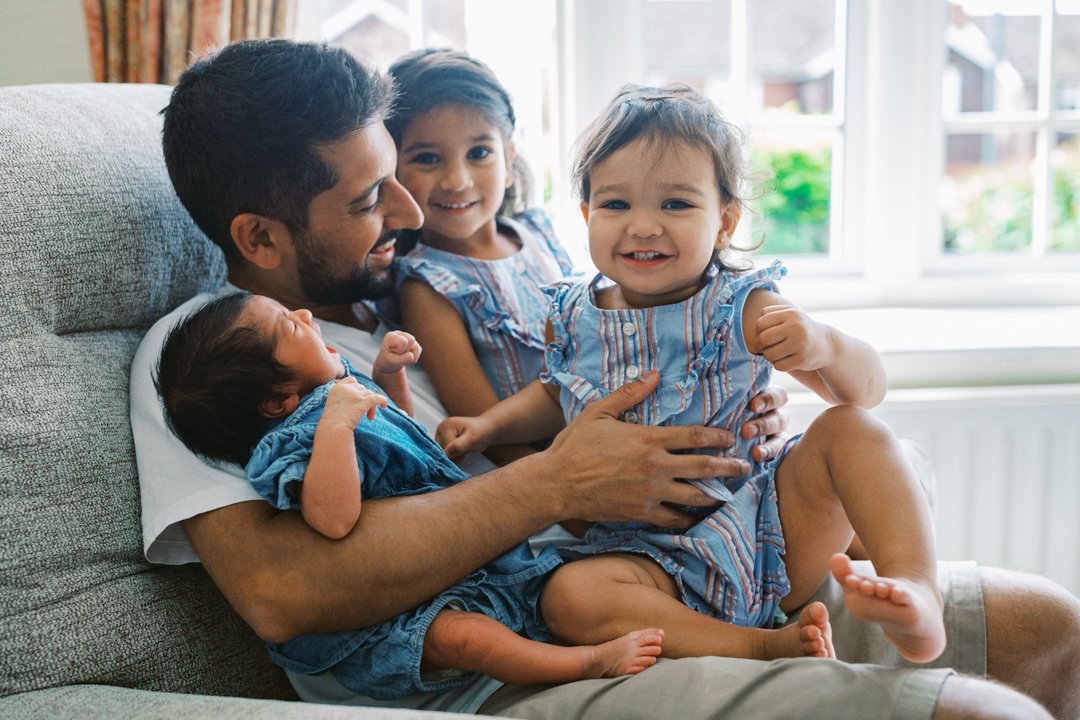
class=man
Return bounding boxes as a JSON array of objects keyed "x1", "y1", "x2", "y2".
[{"x1": 131, "y1": 39, "x2": 1079, "y2": 719}]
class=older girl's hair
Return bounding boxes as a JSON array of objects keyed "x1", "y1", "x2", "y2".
[
  {"x1": 154, "y1": 292, "x2": 293, "y2": 467},
  {"x1": 573, "y1": 83, "x2": 750, "y2": 211},
  {"x1": 386, "y1": 48, "x2": 532, "y2": 219}
]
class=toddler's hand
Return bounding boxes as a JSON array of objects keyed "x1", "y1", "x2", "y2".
[
  {"x1": 755, "y1": 305, "x2": 834, "y2": 373},
  {"x1": 436, "y1": 416, "x2": 494, "y2": 458},
  {"x1": 322, "y1": 376, "x2": 388, "y2": 429},
  {"x1": 373, "y1": 331, "x2": 422, "y2": 375}
]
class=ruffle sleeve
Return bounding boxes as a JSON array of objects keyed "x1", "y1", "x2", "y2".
[{"x1": 397, "y1": 256, "x2": 547, "y2": 350}]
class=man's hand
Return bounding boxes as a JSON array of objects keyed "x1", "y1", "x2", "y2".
[
  {"x1": 743, "y1": 386, "x2": 790, "y2": 462},
  {"x1": 437, "y1": 415, "x2": 495, "y2": 458},
  {"x1": 540, "y1": 371, "x2": 746, "y2": 530},
  {"x1": 322, "y1": 376, "x2": 388, "y2": 427},
  {"x1": 373, "y1": 330, "x2": 422, "y2": 374}
]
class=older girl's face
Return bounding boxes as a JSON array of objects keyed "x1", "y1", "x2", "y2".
[
  {"x1": 582, "y1": 137, "x2": 739, "y2": 309},
  {"x1": 395, "y1": 103, "x2": 515, "y2": 250}
]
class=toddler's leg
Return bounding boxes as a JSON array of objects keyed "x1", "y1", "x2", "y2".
[
  {"x1": 422, "y1": 609, "x2": 663, "y2": 685},
  {"x1": 540, "y1": 554, "x2": 834, "y2": 661},
  {"x1": 774, "y1": 405, "x2": 946, "y2": 663}
]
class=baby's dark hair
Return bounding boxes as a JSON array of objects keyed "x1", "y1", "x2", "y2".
[
  {"x1": 154, "y1": 292, "x2": 290, "y2": 467},
  {"x1": 386, "y1": 48, "x2": 533, "y2": 232}
]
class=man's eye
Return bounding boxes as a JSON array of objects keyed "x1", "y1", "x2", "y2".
[
  {"x1": 468, "y1": 146, "x2": 492, "y2": 161},
  {"x1": 663, "y1": 199, "x2": 692, "y2": 210}
]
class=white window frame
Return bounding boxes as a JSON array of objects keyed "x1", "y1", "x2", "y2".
[{"x1": 562, "y1": 0, "x2": 1080, "y2": 309}]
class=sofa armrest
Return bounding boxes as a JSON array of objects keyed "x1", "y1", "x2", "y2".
[{"x1": 0, "y1": 685, "x2": 475, "y2": 720}]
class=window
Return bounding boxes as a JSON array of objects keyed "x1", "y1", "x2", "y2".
[{"x1": 301, "y1": 0, "x2": 1080, "y2": 309}]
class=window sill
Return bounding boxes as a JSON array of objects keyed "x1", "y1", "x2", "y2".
[{"x1": 772, "y1": 306, "x2": 1080, "y2": 392}]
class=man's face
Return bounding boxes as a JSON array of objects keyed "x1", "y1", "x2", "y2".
[{"x1": 293, "y1": 123, "x2": 423, "y2": 305}]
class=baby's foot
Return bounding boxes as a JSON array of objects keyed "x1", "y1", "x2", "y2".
[
  {"x1": 583, "y1": 628, "x2": 664, "y2": 677},
  {"x1": 830, "y1": 553, "x2": 946, "y2": 663},
  {"x1": 763, "y1": 602, "x2": 835, "y2": 659}
]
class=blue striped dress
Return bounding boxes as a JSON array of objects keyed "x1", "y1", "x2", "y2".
[
  {"x1": 396, "y1": 208, "x2": 577, "y2": 400},
  {"x1": 543, "y1": 260, "x2": 795, "y2": 628}
]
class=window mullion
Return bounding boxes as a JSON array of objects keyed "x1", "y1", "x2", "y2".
[{"x1": 1032, "y1": 2, "x2": 1056, "y2": 257}]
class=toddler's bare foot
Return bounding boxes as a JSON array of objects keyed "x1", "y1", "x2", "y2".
[
  {"x1": 763, "y1": 601, "x2": 835, "y2": 659},
  {"x1": 830, "y1": 553, "x2": 946, "y2": 663},
  {"x1": 582, "y1": 628, "x2": 664, "y2": 677}
]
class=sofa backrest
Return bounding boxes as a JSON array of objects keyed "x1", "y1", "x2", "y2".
[{"x1": 0, "y1": 83, "x2": 295, "y2": 700}]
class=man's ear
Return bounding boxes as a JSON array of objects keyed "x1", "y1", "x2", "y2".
[
  {"x1": 580, "y1": 201, "x2": 590, "y2": 224},
  {"x1": 716, "y1": 203, "x2": 742, "y2": 250},
  {"x1": 230, "y1": 213, "x2": 292, "y2": 270},
  {"x1": 258, "y1": 392, "x2": 300, "y2": 419}
]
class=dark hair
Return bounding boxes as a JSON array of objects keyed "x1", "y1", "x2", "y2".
[
  {"x1": 155, "y1": 292, "x2": 291, "y2": 466},
  {"x1": 162, "y1": 39, "x2": 394, "y2": 263},
  {"x1": 386, "y1": 48, "x2": 532, "y2": 245},
  {"x1": 573, "y1": 83, "x2": 758, "y2": 269}
]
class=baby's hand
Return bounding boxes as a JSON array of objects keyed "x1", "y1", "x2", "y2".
[
  {"x1": 322, "y1": 376, "x2": 388, "y2": 429},
  {"x1": 436, "y1": 416, "x2": 494, "y2": 458},
  {"x1": 755, "y1": 305, "x2": 834, "y2": 373},
  {"x1": 373, "y1": 331, "x2": 422, "y2": 375}
]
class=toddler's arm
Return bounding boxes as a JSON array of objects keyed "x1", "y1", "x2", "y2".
[
  {"x1": 437, "y1": 378, "x2": 566, "y2": 458},
  {"x1": 371, "y1": 330, "x2": 422, "y2": 417},
  {"x1": 742, "y1": 289, "x2": 886, "y2": 408},
  {"x1": 302, "y1": 377, "x2": 387, "y2": 538}
]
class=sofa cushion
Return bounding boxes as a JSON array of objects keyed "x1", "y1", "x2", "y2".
[{"x1": 0, "y1": 83, "x2": 294, "y2": 699}]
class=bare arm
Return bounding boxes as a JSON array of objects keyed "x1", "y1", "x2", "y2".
[
  {"x1": 370, "y1": 330, "x2": 422, "y2": 417},
  {"x1": 437, "y1": 378, "x2": 565, "y2": 457},
  {"x1": 299, "y1": 378, "x2": 387, "y2": 539},
  {"x1": 400, "y1": 278, "x2": 542, "y2": 464},
  {"x1": 743, "y1": 289, "x2": 886, "y2": 407},
  {"x1": 183, "y1": 371, "x2": 745, "y2": 643}
]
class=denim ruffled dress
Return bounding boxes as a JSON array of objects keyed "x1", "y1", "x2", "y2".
[
  {"x1": 542, "y1": 260, "x2": 795, "y2": 628},
  {"x1": 245, "y1": 360, "x2": 562, "y2": 699}
]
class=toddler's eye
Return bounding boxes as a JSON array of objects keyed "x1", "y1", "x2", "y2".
[
  {"x1": 468, "y1": 146, "x2": 493, "y2": 161},
  {"x1": 663, "y1": 199, "x2": 692, "y2": 210},
  {"x1": 600, "y1": 199, "x2": 629, "y2": 210}
]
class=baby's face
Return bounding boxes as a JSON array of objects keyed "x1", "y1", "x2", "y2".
[{"x1": 241, "y1": 295, "x2": 345, "y2": 395}]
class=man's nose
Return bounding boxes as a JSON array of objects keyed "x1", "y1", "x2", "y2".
[{"x1": 385, "y1": 178, "x2": 423, "y2": 230}]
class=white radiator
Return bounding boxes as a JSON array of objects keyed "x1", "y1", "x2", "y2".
[{"x1": 786, "y1": 384, "x2": 1080, "y2": 596}]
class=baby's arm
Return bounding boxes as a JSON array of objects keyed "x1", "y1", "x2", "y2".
[
  {"x1": 302, "y1": 377, "x2": 387, "y2": 539},
  {"x1": 437, "y1": 378, "x2": 566, "y2": 458},
  {"x1": 371, "y1": 330, "x2": 422, "y2": 416},
  {"x1": 400, "y1": 278, "x2": 543, "y2": 464},
  {"x1": 742, "y1": 289, "x2": 886, "y2": 407}
]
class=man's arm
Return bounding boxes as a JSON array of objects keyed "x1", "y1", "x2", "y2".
[{"x1": 183, "y1": 370, "x2": 746, "y2": 643}]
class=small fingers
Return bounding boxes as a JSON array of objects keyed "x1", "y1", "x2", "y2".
[{"x1": 750, "y1": 386, "x2": 789, "y2": 415}]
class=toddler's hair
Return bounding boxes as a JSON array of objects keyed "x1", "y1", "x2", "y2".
[
  {"x1": 386, "y1": 48, "x2": 533, "y2": 220},
  {"x1": 573, "y1": 83, "x2": 750, "y2": 211},
  {"x1": 155, "y1": 292, "x2": 291, "y2": 467}
]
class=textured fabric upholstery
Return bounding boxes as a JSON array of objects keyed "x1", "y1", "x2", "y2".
[{"x1": 0, "y1": 83, "x2": 295, "y2": 701}]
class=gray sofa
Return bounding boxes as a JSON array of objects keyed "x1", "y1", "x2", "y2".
[{"x1": 0, "y1": 83, "x2": 465, "y2": 718}]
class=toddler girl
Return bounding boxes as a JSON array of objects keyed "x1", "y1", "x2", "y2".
[
  {"x1": 438, "y1": 84, "x2": 947, "y2": 664},
  {"x1": 384, "y1": 48, "x2": 578, "y2": 464},
  {"x1": 154, "y1": 291, "x2": 663, "y2": 700}
]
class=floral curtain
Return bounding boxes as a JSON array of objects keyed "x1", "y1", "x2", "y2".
[{"x1": 83, "y1": 0, "x2": 297, "y2": 84}]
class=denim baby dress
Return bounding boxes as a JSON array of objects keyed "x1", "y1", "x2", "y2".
[
  {"x1": 543, "y1": 260, "x2": 795, "y2": 629},
  {"x1": 245, "y1": 359, "x2": 562, "y2": 699}
]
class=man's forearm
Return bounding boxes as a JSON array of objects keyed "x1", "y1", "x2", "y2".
[{"x1": 184, "y1": 452, "x2": 561, "y2": 643}]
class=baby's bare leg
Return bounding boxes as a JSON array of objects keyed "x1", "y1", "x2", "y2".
[
  {"x1": 422, "y1": 609, "x2": 663, "y2": 684},
  {"x1": 775, "y1": 405, "x2": 946, "y2": 663},
  {"x1": 540, "y1": 554, "x2": 834, "y2": 661}
]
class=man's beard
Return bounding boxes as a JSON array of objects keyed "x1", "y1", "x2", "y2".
[{"x1": 294, "y1": 231, "x2": 397, "y2": 305}]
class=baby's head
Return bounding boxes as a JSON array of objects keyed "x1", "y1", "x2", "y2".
[
  {"x1": 573, "y1": 84, "x2": 752, "y2": 306},
  {"x1": 386, "y1": 48, "x2": 531, "y2": 236},
  {"x1": 155, "y1": 292, "x2": 344, "y2": 466}
]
